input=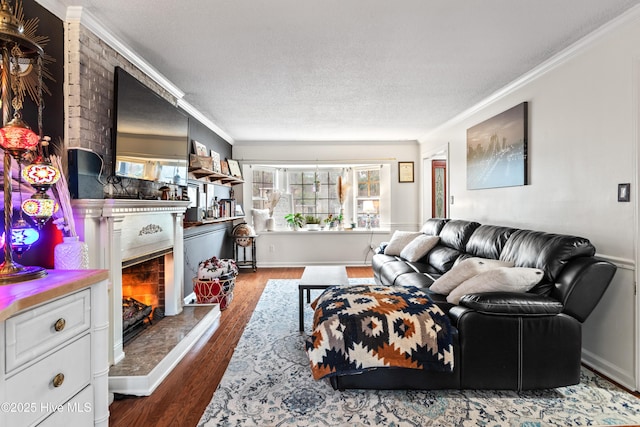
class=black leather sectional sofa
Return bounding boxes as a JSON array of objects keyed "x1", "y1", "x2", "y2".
[{"x1": 329, "y1": 218, "x2": 617, "y2": 391}]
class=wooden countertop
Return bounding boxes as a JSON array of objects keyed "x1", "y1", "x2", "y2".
[{"x1": 0, "y1": 269, "x2": 109, "y2": 322}]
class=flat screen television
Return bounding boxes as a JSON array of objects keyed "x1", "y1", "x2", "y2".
[{"x1": 113, "y1": 67, "x2": 188, "y2": 187}]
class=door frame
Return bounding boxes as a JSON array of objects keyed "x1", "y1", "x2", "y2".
[{"x1": 421, "y1": 143, "x2": 449, "y2": 225}]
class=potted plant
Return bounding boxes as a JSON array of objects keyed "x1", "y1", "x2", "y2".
[
  {"x1": 284, "y1": 213, "x2": 305, "y2": 230},
  {"x1": 305, "y1": 215, "x2": 322, "y2": 230}
]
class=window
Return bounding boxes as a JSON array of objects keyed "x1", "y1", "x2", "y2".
[
  {"x1": 252, "y1": 168, "x2": 275, "y2": 210},
  {"x1": 249, "y1": 164, "x2": 388, "y2": 230},
  {"x1": 355, "y1": 167, "x2": 380, "y2": 228},
  {"x1": 287, "y1": 169, "x2": 341, "y2": 219}
]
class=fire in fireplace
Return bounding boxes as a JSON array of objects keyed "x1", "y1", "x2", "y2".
[{"x1": 121, "y1": 255, "x2": 167, "y2": 343}]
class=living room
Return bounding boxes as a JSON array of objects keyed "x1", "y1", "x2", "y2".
[{"x1": 0, "y1": 0, "x2": 639, "y2": 426}]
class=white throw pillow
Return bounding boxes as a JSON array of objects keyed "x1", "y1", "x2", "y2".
[
  {"x1": 384, "y1": 231, "x2": 422, "y2": 256},
  {"x1": 430, "y1": 257, "x2": 514, "y2": 295},
  {"x1": 446, "y1": 267, "x2": 544, "y2": 305},
  {"x1": 400, "y1": 235, "x2": 440, "y2": 262},
  {"x1": 251, "y1": 209, "x2": 270, "y2": 232}
]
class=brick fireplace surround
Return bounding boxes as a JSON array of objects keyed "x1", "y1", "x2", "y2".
[{"x1": 72, "y1": 199, "x2": 221, "y2": 396}]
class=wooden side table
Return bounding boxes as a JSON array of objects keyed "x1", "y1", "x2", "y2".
[
  {"x1": 298, "y1": 265, "x2": 349, "y2": 332},
  {"x1": 234, "y1": 235, "x2": 258, "y2": 271}
]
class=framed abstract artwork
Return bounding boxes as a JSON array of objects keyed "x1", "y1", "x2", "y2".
[{"x1": 466, "y1": 102, "x2": 528, "y2": 190}]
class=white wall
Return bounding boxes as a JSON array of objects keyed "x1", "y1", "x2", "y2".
[
  {"x1": 233, "y1": 141, "x2": 421, "y2": 265},
  {"x1": 420, "y1": 7, "x2": 640, "y2": 390}
]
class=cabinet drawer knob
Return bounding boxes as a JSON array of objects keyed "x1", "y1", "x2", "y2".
[
  {"x1": 54, "y1": 318, "x2": 66, "y2": 332},
  {"x1": 52, "y1": 373, "x2": 65, "y2": 387}
]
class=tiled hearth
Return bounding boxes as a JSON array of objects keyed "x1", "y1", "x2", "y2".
[
  {"x1": 109, "y1": 305, "x2": 219, "y2": 395},
  {"x1": 72, "y1": 199, "x2": 222, "y2": 396}
]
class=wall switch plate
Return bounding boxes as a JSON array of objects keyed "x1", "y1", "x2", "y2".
[{"x1": 618, "y1": 183, "x2": 630, "y2": 202}]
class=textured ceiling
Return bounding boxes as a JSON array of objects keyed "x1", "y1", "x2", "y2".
[{"x1": 54, "y1": 0, "x2": 639, "y2": 142}]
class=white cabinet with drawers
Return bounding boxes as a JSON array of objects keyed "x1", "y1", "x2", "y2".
[{"x1": 0, "y1": 269, "x2": 109, "y2": 427}]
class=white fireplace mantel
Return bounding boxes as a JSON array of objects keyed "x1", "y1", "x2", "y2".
[{"x1": 72, "y1": 199, "x2": 190, "y2": 366}]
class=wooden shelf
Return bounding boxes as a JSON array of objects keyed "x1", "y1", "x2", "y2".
[
  {"x1": 184, "y1": 215, "x2": 244, "y2": 229},
  {"x1": 188, "y1": 167, "x2": 244, "y2": 186}
]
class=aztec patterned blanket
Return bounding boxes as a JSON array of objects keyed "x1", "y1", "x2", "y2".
[{"x1": 305, "y1": 285, "x2": 454, "y2": 380}]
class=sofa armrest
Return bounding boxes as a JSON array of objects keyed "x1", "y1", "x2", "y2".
[{"x1": 450, "y1": 292, "x2": 563, "y2": 318}]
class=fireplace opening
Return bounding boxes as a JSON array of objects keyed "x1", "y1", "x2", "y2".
[{"x1": 122, "y1": 254, "x2": 167, "y2": 344}]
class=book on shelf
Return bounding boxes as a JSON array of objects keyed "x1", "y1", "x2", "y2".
[{"x1": 218, "y1": 198, "x2": 236, "y2": 218}]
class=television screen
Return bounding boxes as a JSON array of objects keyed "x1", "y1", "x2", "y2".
[{"x1": 113, "y1": 67, "x2": 188, "y2": 187}]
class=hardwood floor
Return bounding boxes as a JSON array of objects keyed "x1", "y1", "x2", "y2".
[{"x1": 108, "y1": 266, "x2": 373, "y2": 427}]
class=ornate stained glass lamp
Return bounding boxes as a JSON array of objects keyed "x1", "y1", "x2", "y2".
[{"x1": 0, "y1": 0, "x2": 49, "y2": 283}]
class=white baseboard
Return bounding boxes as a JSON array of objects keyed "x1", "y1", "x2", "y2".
[
  {"x1": 582, "y1": 348, "x2": 636, "y2": 391},
  {"x1": 184, "y1": 292, "x2": 196, "y2": 305},
  {"x1": 256, "y1": 261, "x2": 373, "y2": 268}
]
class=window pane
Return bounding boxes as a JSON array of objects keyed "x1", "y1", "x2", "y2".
[
  {"x1": 357, "y1": 183, "x2": 368, "y2": 197},
  {"x1": 370, "y1": 182, "x2": 380, "y2": 196}
]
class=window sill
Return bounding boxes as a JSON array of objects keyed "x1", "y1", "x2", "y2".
[{"x1": 259, "y1": 228, "x2": 389, "y2": 234}]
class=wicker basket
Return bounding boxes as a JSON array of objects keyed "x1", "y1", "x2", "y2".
[{"x1": 192, "y1": 273, "x2": 236, "y2": 309}]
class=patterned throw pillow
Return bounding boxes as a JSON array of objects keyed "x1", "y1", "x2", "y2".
[
  {"x1": 446, "y1": 267, "x2": 544, "y2": 305},
  {"x1": 383, "y1": 231, "x2": 423, "y2": 256}
]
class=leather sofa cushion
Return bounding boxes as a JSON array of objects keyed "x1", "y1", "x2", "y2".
[
  {"x1": 380, "y1": 260, "x2": 416, "y2": 286},
  {"x1": 405, "y1": 261, "x2": 440, "y2": 276},
  {"x1": 456, "y1": 292, "x2": 564, "y2": 316},
  {"x1": 427, "y1": 246, "x2": 462, "y2": 273},
  {"x1": 438, "y1": 220, "x2": 481, "y2": 251},
  {"x1": 372, "y1": 253, "x2": 397, "y2": 272},
  {"x1": 500, "y1": 230, "x2": 595, "y2": 294},
  {"x1": 394, "y1": 272, "x2": 435, "y2": 289},
  {"x1": 420, "y1": 218, "x2": 449, "y2": 236},
  {"x1": 465, "y1": 225, "x2": 516, "y2": 259}
]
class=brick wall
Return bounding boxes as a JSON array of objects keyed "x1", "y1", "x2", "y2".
[{"x1": 65, "y1": 21, "x2": 178, "y2": 198}]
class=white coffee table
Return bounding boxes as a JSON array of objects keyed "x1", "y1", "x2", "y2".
[{"x1": 298, "y1": 266, "x2": 349, "y2": 332}]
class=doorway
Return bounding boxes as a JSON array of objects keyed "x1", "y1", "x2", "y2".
[
  {"x1": 432, "y1": 160, "x2": 447, "y2": 218},
  {"x1": 421, "y1": 143, "x2": 449, "y2": 224}
]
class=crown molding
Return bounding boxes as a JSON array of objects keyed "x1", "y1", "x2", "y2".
[
  {"x1": 65, "y1": 6, "x2": 184, "y2": 101},
  {"x1": 419, "y1": 3, "x2": 640, "y2": 143},
  {"x1": 35, "y1": 0, "x2": 234, "y2": 144},
  {"x1": 177, "y1": 99, "x2": 234, "y2": 144}
]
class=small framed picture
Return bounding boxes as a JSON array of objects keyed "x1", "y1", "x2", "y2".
[
  {"x1": 193, "y1": 140, "x2": 207, "y2": 156},
  {"x1": 398, "y1": 161, "x2": 414, "y2": 183},
  {"x1": 227, "y1": 159, "x2": 242, "y2": 178},
  {"x1": 220, "y1": 159, "x2": 230, "y2": 176},
  {"x1": 210, "y1": 150, "x2": 221, "y2": 173},
  {"x1": 618, "y1": 183, "x2": 630, "y2": 202}
]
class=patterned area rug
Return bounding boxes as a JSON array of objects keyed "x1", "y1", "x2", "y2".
[{"x1": 198, "y1": 279, "x2": 640, "y2": 427}]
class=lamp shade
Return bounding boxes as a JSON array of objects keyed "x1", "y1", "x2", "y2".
[
  {"x1": 0, "y1": 115, "x2": 39, "y2": 151},
  {"x1": 363, "y1": 200, "x2": 376, "y2": 214},
  {"x1": 22, "y1": 161, "x2": 61, "y2": 190},
  {"x1": 21, "y1": 195, "x2": 58, "y2": 227},
  {"x1": 7, "y1": 218, "x2": 40, "y2": 255}
]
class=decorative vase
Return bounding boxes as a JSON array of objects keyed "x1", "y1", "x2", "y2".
[
  {"x1": 54, "y1": 236, "x2": 89, "y2": 270},
  {"x1": 266, "y1": 216, "x2": 275, "y2": 231}
]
